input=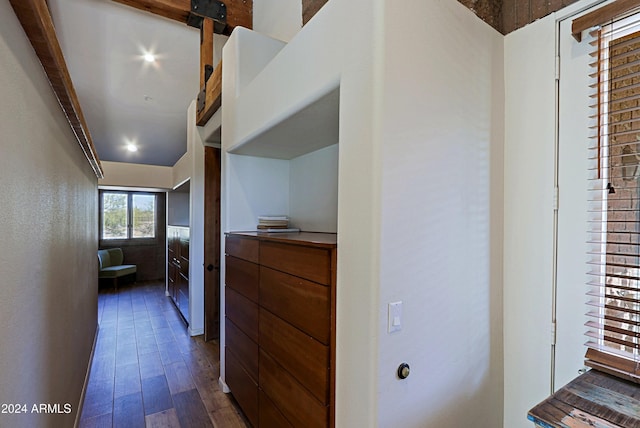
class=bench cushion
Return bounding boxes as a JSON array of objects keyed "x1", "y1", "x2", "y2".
[
  {"x1": 97, "y1": 249, "x2": 111, "y2": 269},
  {"x1": 99, "y1": 264, "x2": 137, "y2": 278},
  {"x1": 107, "y1": 248, "x2": 124, "y2": 266}
]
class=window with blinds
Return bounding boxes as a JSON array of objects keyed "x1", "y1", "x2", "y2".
[{"x1": 586, "y1": 11, "x2": 640, "y2": 382}]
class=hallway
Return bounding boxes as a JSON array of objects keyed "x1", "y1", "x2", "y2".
[{"x1": 79, "y1": 281, "x2": 248, "y2": 427}]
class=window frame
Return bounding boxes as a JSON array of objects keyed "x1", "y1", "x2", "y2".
[
  {"x1": 99, "y1": 190, "x2": 159, "y2": 245},
  {"x1": 584, "y1": 11, "x2": 640, "y2": 383}
]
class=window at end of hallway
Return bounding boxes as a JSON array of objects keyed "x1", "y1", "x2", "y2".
[{"x1": 100, "y1": 191, "x2": 157, "y2": 241}]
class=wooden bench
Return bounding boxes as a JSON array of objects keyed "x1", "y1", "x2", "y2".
[{"x1": 98, "y1": 248, "x2": 136, "y2": 290}]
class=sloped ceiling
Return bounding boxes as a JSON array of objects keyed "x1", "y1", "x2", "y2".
[{"x1": 48, "y1": 0, "x2": 200, "y2": 166}]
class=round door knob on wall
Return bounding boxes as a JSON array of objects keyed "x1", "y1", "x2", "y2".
[{"x1": 397, "y1": 363, "x2": 410, "y2": 379}]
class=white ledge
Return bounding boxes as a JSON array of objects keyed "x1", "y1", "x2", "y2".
[{"x1": 222, "y1": 20, "x2": 342, "y2": 159}]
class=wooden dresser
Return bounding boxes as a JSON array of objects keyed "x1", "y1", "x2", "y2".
[
  {"x1": 224, "y1": 231, "x2": 337, "y2": 428},
  {"x1": 167, "y1": 226, "x2": 189, "y2": 323}
]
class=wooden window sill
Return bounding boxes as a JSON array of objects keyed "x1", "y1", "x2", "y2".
[{"x1": 528, "y1": 369, "x2": 640, "y2": 427}]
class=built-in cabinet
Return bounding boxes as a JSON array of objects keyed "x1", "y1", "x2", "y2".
[
  {"x1": 225, "y1": 231, "x2": 337, "y2": 428},
  {"x1": 168, "y1": 226, "x2": 190, "y2": 323}
]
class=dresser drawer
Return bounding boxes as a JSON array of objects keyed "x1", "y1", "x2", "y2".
[
  {"x1": 226, "y1": 347, "x2": 258, "y2": 427},
  {"x1": 260, "y1": 266, "x2": 330, "y2": 344},
  {"x1": 226, "y1": 235, "x2": 259, "y2": 263},
  {"x1": 260, "y1": 241, "x2": 331, "y2": 285},
  {"x1": 260, "y1": 309, "x2": 329, "y2": 404},
  {"x1": 225, "y1": 255, "x2": 259, "y2": 302},
  {"x1": 180, "y1": 239, "x2": 189, "y2": 259},
  {"x1": 260, "y1": 350, "x2": 328, "y2": 428},
  {"x1": 179, "y1": 258, "x2": 189, "y2": 278},
  {"x1": 225, "y1": 287, "x2": 259, "y2": 343},
  {"x1": 226, "y1": 318, "x2": 258, "y2": 382},
  {"x1": 259, "y1": 389, "x2": 293, "y2": 428}
]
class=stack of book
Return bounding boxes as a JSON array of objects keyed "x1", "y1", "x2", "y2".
[{"x1": 257, "y1": 216, "x2": 299, "y2": 233}]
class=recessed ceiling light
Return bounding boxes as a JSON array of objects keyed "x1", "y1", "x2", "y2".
[
  {"x1": 143, "y1": 53, "x2": 156, "y2": 63},
  {"x1": 126, "y1": 143, "x2": 138, "y2": 152}
]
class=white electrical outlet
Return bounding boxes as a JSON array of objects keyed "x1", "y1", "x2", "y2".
[{"x1": 388, "y1": 301, "x2": 402, "y2": 333}]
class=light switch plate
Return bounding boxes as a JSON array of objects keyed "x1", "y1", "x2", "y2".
[{"x1": 388, "y1": 301, "x2": 402, "y2": 333}]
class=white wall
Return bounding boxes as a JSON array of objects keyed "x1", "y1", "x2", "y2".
[
  {"x1": 213, "y1": 34, "x2": 228, "y2": 66},
  {"x1": 99, "y1": 160, "x2": 173, "y2": 189},
  {"x1": 168, "y1": 191, "x2": 190, "y2": 226},
  {"x1": 377, "y1": 1, "x2": 504, "y2": 426},
  {"x1": 0, "y1": 3, "x2": 98, "y2": 426},
  {"x1": 289, "y1": 144, "x2": 338, "y2": 232},
  {"x1": 253, "y1": 0, "x2": 302, "y2": 42},
  {"x1": 504, "y1": 13, "x2": 557, "y2": 427},
  {"x1": 173, "y1": 147, "x2": 193, "y2": 188},
  {"x1": 223, "y1": 155, "x2": 290, "y2": 231},
  {"x1": 187, "y1": 101, "x2": 206, "y2": 335}
]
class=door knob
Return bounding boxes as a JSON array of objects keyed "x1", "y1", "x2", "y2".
[{"x1": 206, "y1": 264, "x2": 218, "y2": 272}]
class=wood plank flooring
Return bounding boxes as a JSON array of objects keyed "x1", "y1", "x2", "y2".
[{"x1": 80, "y1": 281, "x2": 249, "y2": 428}]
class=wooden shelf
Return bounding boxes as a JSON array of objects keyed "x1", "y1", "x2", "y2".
[{"x1": 528, "y1": 369, "x2": 640, "y2": 427}]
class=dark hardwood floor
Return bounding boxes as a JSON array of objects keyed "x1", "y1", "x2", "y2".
[{"x1": 80, "y1": 281, "x2": 249, "y2": 428}]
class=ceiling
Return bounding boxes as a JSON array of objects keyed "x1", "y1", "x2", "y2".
[{"x1": 48, "y1": 0, "x2": 200, "y2": 166}]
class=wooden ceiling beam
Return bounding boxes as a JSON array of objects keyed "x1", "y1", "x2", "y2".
[
  {"x1": 112, "y1": 0, "x2": 191, "y2": 24},
  {"x1": 196, "y1": 59, "x2": 222, "y2": 126},
  {"x1": 8, "y1": 0, "x2": 103, "y2": 179},
  {"x1": 200, "y1": 18, "x2": 214, "y2": 91},
  {"x1": 196, "y1": 18, "x2": 215, "y2": 125},
  {"x1": 224, "y1": 0, "x2": 252, "y2": 31},
  {"x1": 112, "y1": 0, "x2": 252, "y2": 32}
]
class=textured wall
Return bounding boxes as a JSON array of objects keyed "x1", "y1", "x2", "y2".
[
  {"x1": 0, "y1": 2, "x2": 99, "y2": 427},
  {"x1": 458, "y1": 0, "x2": 580, "y2": 34}
]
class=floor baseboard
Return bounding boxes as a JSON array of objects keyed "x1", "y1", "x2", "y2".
[
  {"x1": 219, "y1": 376, "x2": 231, "y2": 393},
  {"x1": 73, "y1": 323, "x2": 98, "y2": 428}
]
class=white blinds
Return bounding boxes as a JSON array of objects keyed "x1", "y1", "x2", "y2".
[{"x1": 586, "y1": 12, "x2": 640, "y2": 382}]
